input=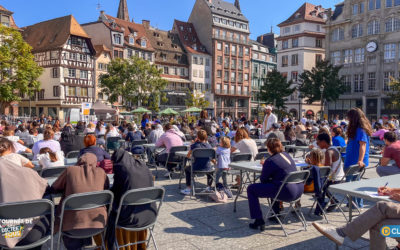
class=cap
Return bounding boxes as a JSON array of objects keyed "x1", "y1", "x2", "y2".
[
  {"x1": 264, "y1": 105, "x2": 273, "y2": 111},
  {"x1": 272, "y1": 123, "x2": 280, "y2": 129}
]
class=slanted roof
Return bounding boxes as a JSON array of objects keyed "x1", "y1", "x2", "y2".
[
  {"x1": 94, "y1": 44, "x2": 111, "y2": 58},
  {"x1": 173, "y1": 20, "x2": 209, "y2": 55},
  {"x1": 278, "y1": 2, "x2": 327, "y2": 27},
  {"x1": 206, "y1": 0, "x2": 248, "y2": 22},
  {"x1": 22, "y1": 15, "x2": 91, "y2": 53},
  {"x1": 0, "y1": 5, "x2": 18, "y2": 29},
  {"x1": 331, "y1": 2, "x2": 344, "y2": 21},
  {"x1": 103, "y1": 14, "x2": 154, "y2": 51}
]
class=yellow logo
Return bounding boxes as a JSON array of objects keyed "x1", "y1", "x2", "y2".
[{"x1": 381, "y1": 226, "x2": 391, "y2": 237}]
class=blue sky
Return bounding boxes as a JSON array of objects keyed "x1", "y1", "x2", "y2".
[{"x1": 5, "y1": 0, "x2": 340, "y2": 38}]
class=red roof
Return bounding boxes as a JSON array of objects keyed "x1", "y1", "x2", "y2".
[
  {"x1": 278, "y1": 3, "x2": 328, "y2": 27},
  {"x1": 0, "y1": 5, "x2": 18, "y2": 29},
  {"x1": 103, "y1": 14, "x2": 154, "y2": 51},
  {"x1": 173, "y1": 20, "x2": 209, "y2": 55}
]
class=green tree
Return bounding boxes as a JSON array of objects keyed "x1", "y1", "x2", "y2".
[
  {"x1": 185, "y1": 89, "x2": 210, "y2": 109},
  {"x1": 0, "y1": 26, "x2": 43, "y2": 112},
  {"x1": 387, "y1": 77, "x2": 400, "y2": 108},
  {"x1": 259, "y1": 69, "x2": 295, "y2": 111},
  {"x1": 99, "y1": 56, "x2": 168, "y2": 112},
  {"x1": 299, "y1": 60, "x2": 345, "y2": 104}
]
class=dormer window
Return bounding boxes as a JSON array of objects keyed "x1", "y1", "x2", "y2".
[
  {"x1": 113, "y1": 34, "x2": 122, "y2": 45},
  {"x1": 192, "y1": 44, "x2": 197, "y2": 50},
  {"x1": 129, "y1": 36, "x2": 134, "y2": 45},
  {"x1": 180, "y1": 26, "x2": 184, "y2": 31},
  {"x1": 157, "y1": 42, "x2": 164, "y2": 46},
  {"x1": 141, "y1": 39, "x2": 147, "y2": 48},
  {"x1": 172, "y1": 44, "x2": 178, "y2": 49},
  {"x1": 153, "y1": 32, "x2": 160, "y2": 37}
]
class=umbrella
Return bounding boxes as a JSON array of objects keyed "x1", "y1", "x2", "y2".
[
  {"x1": 159, "y1": 108, "x2": 179, "y2": 115},
  {"x1": 182, "y1": 107, "x2": 202, "y2": 113},
  {"x1": 131, "y1": 107, "x2": 151, "y2": 114}
]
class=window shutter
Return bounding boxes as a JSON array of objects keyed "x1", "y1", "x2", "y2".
[
  {"x1": 88, "y1": 88, "x2": 93, "y2": 98},
  {"x1": 65, "y1": 86, "x2": 69, "y2": 96},
  {"x1": 63, "y1": 68, "x2": 68, "y2": 77},
  {"x1": 76, "y1": 87, "x2": 81, "y2": 97}
]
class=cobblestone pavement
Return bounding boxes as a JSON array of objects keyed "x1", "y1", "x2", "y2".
[{"x1": 147, "y1": 158, "x2": 398, "y2": 250}]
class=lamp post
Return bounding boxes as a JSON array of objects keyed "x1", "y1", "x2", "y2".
[
  {"x1": 319, "y1": 85, "x2": 325, "y2": 121},
  {"x1": 298, "y1": 91, "x2": 303, "y2": 121}
]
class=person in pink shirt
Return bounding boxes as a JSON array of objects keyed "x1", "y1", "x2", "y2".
[
  {"x1": 372, "y1": 123, "x2": 388, "y2": 140},
  {"x1": 155, "y1": 123, "x2": 184, "y2": 178}
]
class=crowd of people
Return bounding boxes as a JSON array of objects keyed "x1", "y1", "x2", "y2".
[{"x1": 0, "y1": 106, "x2": 399, "y2": 249}]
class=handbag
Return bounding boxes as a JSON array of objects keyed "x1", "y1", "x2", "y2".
[
  {"x1": 97, "y1": 159, "x2": 113, "y2": 174},
  {"x1": 209, "y1": 190, "x2": 228, "y2": 203}
]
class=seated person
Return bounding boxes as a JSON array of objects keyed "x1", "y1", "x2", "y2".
[
  {"x1": 331, "y1": 127, "x2": 346, "y2": 158},
  {"x1": 377, "y1": 131, "x2": 400, "y2": 177},
  {"x1": 155, "y1": 123, "x2": 184, "y2": 178},
  {"x1": 0, "y1": 138, "x2": 34, "y2": 168},
  {"x1": 181, "y1": 130, "x2": 214, "y2": 195},
  {"x1": 266, "y1": 123, "x2": 286, "y2": 142},
  {"x1": 32, "y1": 129, "x2": 61, "y2": 160},
  {"x1": 105, "y1": 148, "x2": 155, "y2": 249},
  {"x1": 125, "y1": 124, "x2": 145, "y2": 155},
  {"x1": 0, "y1": 155, "x2": 49, "y2": 250},
  {"x1": 3, "y1": 129, "x2": 32, "y2": 154},
  {"x1": 247, "y1": 138, "x2": 304, "y2": 230},
  {"x1": 79, "y1": 134, "x2": 110, "y2": 163},
  {"x1": 313, "y1": 187, "x2": 400, "y2": 250},
  {"x1": 51, "y1": 153, "x2": 109, "y2": 250},
  {"x1": 60, "y1": 126, "x2": 85, "y2": 156},
  {"x1": 372, "y1": 123, "x2": 388, "y2": 141},
  {"x1": 38, "y1": 147, "x2": 65, "y2": 169}
]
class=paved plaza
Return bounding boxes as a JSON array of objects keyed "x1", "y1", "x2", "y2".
[{"x1": 146, "y1": 157, "x2": 398, "y2": 250}]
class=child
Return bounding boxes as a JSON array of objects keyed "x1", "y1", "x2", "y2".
[
  {"x1": 215, "y1": 137, "x2": 231, "y2": 187},
  {"x1": 38, "y1": 147, "x2": 65, "y2": 169}
]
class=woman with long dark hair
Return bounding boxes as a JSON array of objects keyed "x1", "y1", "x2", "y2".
[{"x1": 344, "y1": 108, "x2": 372, "y2": 209}]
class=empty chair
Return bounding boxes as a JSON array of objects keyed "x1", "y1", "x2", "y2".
[
  {"x1": 163, "y1": 146, "x2": 188, "y2": 179},
  {"x1": 40, "y1": 166, "x2": 67, "y2": 178},
  {"x1": 0, "y1": 199, "x2": 55, "y2": 250},
  {"x1": 57, "y1": 191, "x2": 114, "y2": 250},
  {"x1": 65, "y1": 151, "x2": 79, "y2": 159},
  {"x1": 231, "y1": 153, "x2": 252, "y2": 162}
]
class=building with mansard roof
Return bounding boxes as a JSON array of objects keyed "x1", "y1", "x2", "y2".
[{"x1": 20, "y1": 15, "x2": 96, "y2": 121}]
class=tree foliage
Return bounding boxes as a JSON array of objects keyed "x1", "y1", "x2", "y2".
[
  {"x1": 259, "y1": 69, "x2": 295, "y2": 111},
  {"x1": 0, "y1": 26, "x2": 43, "y2": 111},
  {"x1": 185, "y1": 89, "x2": 210, "y2": 109},
  {"x1": 299, "y1": 60, "x2": 345, "y2": 104},
  {"x1": 388, "y1": 77, "x2": 400, "y2": 108},
  {"x1": 99, "y1": 56, "x2": 168, "y2": 112}
]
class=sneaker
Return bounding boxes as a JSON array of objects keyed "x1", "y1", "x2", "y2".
[
  {"x1": 164, "y1": 172, "x2": 171, "y2": 178},
  {"x1": 180, "y1": 188, "x2": 191, "y2": 195},
  {"x1": 312, "y1": 222, "x2": 344, "y2": 246},
  {"x1": 200, "y1": 187, "x2": 213, "y2": 193}
]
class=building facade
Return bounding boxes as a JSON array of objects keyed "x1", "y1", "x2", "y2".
[
  {"x1": 20, "y1": 15, "x2": 96, "y2": 121},
  {"x1": 189, "y1": 0, "x2": 252, "y2": 118},
  {"x1": 93, "y1": 45, "x2": 112, "y2": 103},
  {"x1": 277, "y1": 3, "x2": 328, "y2": 119},
  {"x1": 172, "y1": 20, "x2": 213, "y2": 111},
  {"x1": 326, "y1": 0, "x2": 400, "y2": 120},
  {"x1": 250, "y1": 39, "x2": 277, "y2": 119}
]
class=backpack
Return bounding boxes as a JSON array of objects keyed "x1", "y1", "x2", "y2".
[{"x1": 97, "y1": 159, "x2": 113, "y2": 174}]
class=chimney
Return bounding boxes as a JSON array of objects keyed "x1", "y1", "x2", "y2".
[
  {"x1": 100, "y1": 10, "x2": 104, "y2": 15},
  {"x1": 142, "y1": 20, "x2": 150, "y2": 28}
]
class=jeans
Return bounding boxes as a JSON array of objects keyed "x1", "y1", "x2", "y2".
[
  {"x1": 185, "y1": 167, "x2": 213, "y2": 187},
  {"x1": 215, "y1": 168, "x2": 228, "y2": 187},
  {"x1": 346, "y1": 175, "x2": 363, "y2": 208},
  {"x1": 376, "y1": 165, "x2": 400, "y2": 177}
]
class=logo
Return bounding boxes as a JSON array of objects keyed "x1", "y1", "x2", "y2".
[{"x1": 381, "y1": 225, "x2": 400, "y2": 237}]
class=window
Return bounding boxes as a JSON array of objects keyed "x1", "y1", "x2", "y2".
[
  {"x1": 224, "y1": 44, "x2": 230, "y2": 55},
  {"x1": 224, "y1": 71, "x2": 229, "y2": 82},
  {"x1": 199, "y1": 57, "x2": 204, "y2": 65},
  {"x1": 53, "y1": 86, "x2": 60, "y2": 97},
  {"x1": 245, "y1": 48, "x2": 249, "y2": 56},
  {"x1": 224, "y1": 58, "x2": 229, "y2": 68},
  {"x1": 239, "y1": 46, "x2": 244, "y2": 57},
  {"x1": 384, "y1": 43, "x2": 396, "y2": 60},
  {"x1": 231, "y1": 72, "x2": 236, "y2": 81},
  {"x1": 368, "y1": 55, "x2": 377, "y2": 64},
  {"x1": 395, "y1": 0, "x2": 400, "y2": 6},
  {"x1": 369, "y1": 0, "x2": 375, "y2": 10},
  {"x1": 292, "y1": 38, "x2": 299, "y2": 48},
  {"x1": 164, "y1": 67, "x2": 169, "y2": 75},
  {"x1": 354, "y1": 74, "x2": 364, "y2": 92},
  {"x1": 81, "y1": 87, "x2": 88, "y2": 97},
  {"x1": 38, "y1": 89, "x2": 45, "y2": 100},
  {"x1": 113, "y1": 34, "x2": 122, "y2": 45},
  {"x1": 206, "y1": 58, "x2": 210, "y2": 66},
  {"x1": 129, "y1": 36, "x2": 134, "y2": 44},
  {"x1": 114, "y1": 50, "x2": 119, "y2": 58},
  {"x1": 294, "y1": 25, "x2": 300, "y2": 32},
  {"x1": 331, "y1": 51, "x2": 341, "y2": 65},
  {"x1": 384, "y1": 72, "x2": 395, "y2": 91},
  {"x1": 244, "y1": 73, "x2": 249, "y2": 81},
  {"x1": 368, "y1": 72, "x2": 376, "y2": 90},
  {"x1": 231, "y1": 59, "x2": 236, "y2": 69},
  {"x1": 193, "y1": 56, "x2": 198, "y2": 64},
  {"x1": 316, "y1": 24, "x2": 321, "y2": 32},
  {"x1": 316, "y1": 54, "x2": 323, "y2": 64},
  {"x1": 217, "y1": 56, "x2": 222, "y2": 65},
  {"x1": 283, "y1": 27, "x2": 290, "y2": 34},
  {"x1": 238, "y1": 60, "x2": 243, "y2": 70},
  {"x1": 367, "y1": 20, "x2": 380, "y2": 34},
  {"x1": 352, "y1": 24, "x2": 363, "y2": 38},
  {"x1": 141, "y1": 39, "x2": 147, "y2": 47},
  {"x1": 291, "y1": 71, "x2": 298, "y2": 82},
  {"x1": 343, "y1": 75, "x2": 352, "y2": 93},
  {"x1": 282, "y1": 55, "x2": 288, "y2": 67},
  {"x1": 387, "y1": 0, "x2": 393, "y2": 7},
  {"x1": 385, "y1": 17, "x2": 400, "y2": 32},
  {"x1": 331, "y1": 27, "x2": 345, "y2": 41},
  {"x1": 80, "y1": 70, "x2": 88, "y2": 79},
  {"x1": 291, "y1": 54, "x2": 298, "y2": 66},
  {"x1": 68, "y1": 87, "x2": 76, "y2": 96},
  {"x1": 79, "y1": 54, "x2": 87, "y2": 62},
  {"x1": 119, "y1": 51, "x2": 123, "y2": 58},
  {"x1": 69, "y1": 53, "x2": 77, "y2": 60},
  {"x1": 355, "y1": 48, "x2": 365, "y2": 63},
  {"x1": 205, "y1": 71, "x2": 210, "y2": 79},
  {"x1": 217, "y1": 42, "x2": 222, "y2": 50},
  {"x1": 245, "y1": 61, "x2": 250, "y2": 68},
  {"x1": 68, "y1": 69, "x2": 76, "y2": 78},
  {"x1": 376, "y1": 0, "x2": 382, "y2": 9},
  {"x1": 52, "y1": 68, "x2": 58, "y2": 78},
  {"x1": 180, "y1": 68, "x2": 185, "y2": 76},
  {"x1": 199, "y1": 70, "x2": 204, "y2": 78},
  {"x1": 344, "y1": 50, "x2": 353, "y2": 64},
  {"x1": 282, "y1": 40, "x2": 289, "y2": 49},
  {"x1": 316, "y1": 39, "x2": 322, "y2": 48},
  {"x1": 231, "y1": 45, "x2": 237, "y2": 55}
]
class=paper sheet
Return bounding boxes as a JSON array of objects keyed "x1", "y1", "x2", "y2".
[{"x1": 364, "y1": 191, "x2": 390, "y2": 199}]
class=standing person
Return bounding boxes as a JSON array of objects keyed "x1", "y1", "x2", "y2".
[
  {"x1": 261, "y1": 106, "x2": 277, "y2": 139},
  {"x1": 215, "y1": 137, "x2": 231, "y2": 188},
  {"x1": 344, "y1": 108, "x2": 373, "y2": 209},
  {"x1": 376, "y1": 131, "x2": 400, "y2": 176},
  {"x1": 267, "y1": 123, "x2": 286, "y2": 142},
  {"x1": 141, "y1": 113, "x2": 150, "y2": 130}
]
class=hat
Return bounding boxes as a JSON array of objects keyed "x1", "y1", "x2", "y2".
[
  {"x1": 272, "y1": 123, "x2": 280, "y2": 129},
  {"x1": 263, "y1": 105, "x2": 273, "y2": 111},
  {"x1": 154, "y1": 119, "x2": 161, "y2": 124}
]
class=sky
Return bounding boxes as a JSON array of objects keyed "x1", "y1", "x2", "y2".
[{"x1": 4, "y1": 0, "x2": 341, "y2": 39}]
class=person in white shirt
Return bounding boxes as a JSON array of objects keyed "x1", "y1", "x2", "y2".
[
  {"x1": 0, "y1": 138, "x2": 34, "y2": 168},
  {"x1": 261, "y1": 106, "x2": 277, "y2": 139},
  {"x1": 37, "y1": 147, "x2": 65, "y2": 169},
  {"x1": 301, "y1": 116, "x2": 308, "y2": 125},
  {"x1": 105, "y1": 124, "x2": 121, "y2": 138}
]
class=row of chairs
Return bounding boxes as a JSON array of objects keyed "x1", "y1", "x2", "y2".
[{"x1": 0, "y1": 187, "x2": 165, "y2": 250}]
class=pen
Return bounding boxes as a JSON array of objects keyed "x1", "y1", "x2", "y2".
[{"x1": 383, "y1": 182, "x2": 389, "y2": 188}]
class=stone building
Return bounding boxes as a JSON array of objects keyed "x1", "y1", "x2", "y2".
[
  {"x1": 250, "y1": 39, "x2": 277, "y2": 120},
  {"x1": 93, "y1": 45, "x2": 112, "y2": 103},
  {"x1": 172, "y1": 20, "x2": 213, "y2": 111},
  {"x1": 20, "y1": 15, "x2": 96, "y2": 121},
  {"x1": 325, "y1": 0, "x2": 400, "y2": 120},
  {"x1": 189, "y1": 0, "x2": 252, "y2": 118},
  {"x1": 277, "y1": 3, "x2": 328, "y2": 120}
]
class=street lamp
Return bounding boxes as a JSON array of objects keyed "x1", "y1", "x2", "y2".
[
  {"x1": 319, "y1": 85, "x2": 325, "y2": 121},
  {"x1": 298, "y1": 90, "x2": 303, "y2": 121}
]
